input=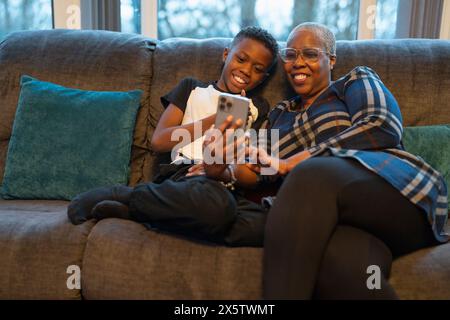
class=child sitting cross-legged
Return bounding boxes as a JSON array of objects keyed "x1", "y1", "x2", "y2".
[{"x1": 67, "y1": 26, "x2": 279, "y2": 246}]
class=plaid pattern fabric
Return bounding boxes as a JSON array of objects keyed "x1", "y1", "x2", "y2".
[{"x1": 263, "y1": 66, "x2": 449, "y2": 243}]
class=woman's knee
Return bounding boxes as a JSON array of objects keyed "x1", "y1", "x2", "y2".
[{"x1": 314, "y1": 226, "x2": 397, "y2": 299}]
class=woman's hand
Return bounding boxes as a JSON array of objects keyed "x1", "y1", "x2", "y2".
[
  {"x1": 185, "y1": 163, "x2": 206, "y2": 177},
  {"x1": 245, "y1": 145, "x2": 289, "y2": 176},
  {"x1": 245, "y1": 145, "x2": 311, "y2": 176},
  {"x1": 245, "y1": 144, "x2": 271, "y2": 172}
]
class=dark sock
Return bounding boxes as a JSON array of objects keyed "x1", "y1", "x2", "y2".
[
  {"x1": 92, "y1": 200, "x2": 131, "y2": 220},
  {"x1": 67, "y1": 185, "x2": 133, "y2": 225}
]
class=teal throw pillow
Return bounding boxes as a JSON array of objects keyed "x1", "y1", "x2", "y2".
[
  {"x1": 1, "y1": 75, "x2": 142, "y2": 200},
  {"x1": 402, "y1": 125, "x2": 450, "y2": 200}
]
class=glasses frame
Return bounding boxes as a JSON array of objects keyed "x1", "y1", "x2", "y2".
[{"x1": 279, "y1": 47, "x2": 335, "y2": 63}]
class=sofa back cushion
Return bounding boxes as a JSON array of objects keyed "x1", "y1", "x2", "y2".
[
  {"x1": 147, "y1": 38, "x2": 450, "y2": 179},
  {"x1": 149, "y1": 38, "x2": 292, "y2": 127},
  {"x1": 0, "y1": 29, "x2": 156, "y2": 186},
  {"x1": 149, "y1": 38, "x2": 450, "y2": 126},
  {"x1": 332, "y1": 39, "x2": 450, "y2": 126},
  {"x1": 150, "y1": 39, "x2": 450, "y2": 128}
]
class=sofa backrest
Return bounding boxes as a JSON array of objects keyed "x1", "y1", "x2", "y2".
[
  {"x1": 150, "y1": 38, "x2": 450, "y2": 127},
  {"x1": 1, "y1": 30, "x2": 449, "y2": 186},
  {"x1": 0, "y1": 29, "x2": 156, "y2": 186},
  {"x1": 148, "y1": 37, "x2": 450, "y2": 180},
  {"x1": 333, "y1": 39, "x2": 450, "y2": 126}
]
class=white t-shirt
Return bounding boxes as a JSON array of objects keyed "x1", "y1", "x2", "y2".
[{"x1": 160, "y1": 77, "x2": 268, "y2": 163}]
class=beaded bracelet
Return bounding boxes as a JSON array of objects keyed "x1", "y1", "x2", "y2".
[{"x1": 220, "y1": 164, "x2": 237, "y2": 191}]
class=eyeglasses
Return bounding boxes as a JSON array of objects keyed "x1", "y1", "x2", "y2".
[{"x1": 279, "y1": 47, "x2": 333, "y2": 63}]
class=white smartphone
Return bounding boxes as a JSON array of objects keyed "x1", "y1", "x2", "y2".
[{"x1": 215, "y1": 93, "x2": 250, "y2": 129}]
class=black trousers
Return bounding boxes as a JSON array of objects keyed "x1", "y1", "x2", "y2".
[
  {"x1": 128, "y1": 175, "x2": 268, "y2": 247},
  {"x1": 263, "y1": 157, "x2": 438, "y2": 299}
]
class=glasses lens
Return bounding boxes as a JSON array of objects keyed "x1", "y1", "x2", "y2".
[
  {"x1": 302, "y1": 48, "x2": 321, "y2": 62},
  {"x1": 281, "y1": 48, "x2": 297, "y2": 62}
]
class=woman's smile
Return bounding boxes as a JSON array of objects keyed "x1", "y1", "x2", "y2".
[{"x1": 292, "y1": 72, "x2": 310, "y2": 85}]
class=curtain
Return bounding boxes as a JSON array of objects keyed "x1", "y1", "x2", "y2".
[
  {"x1": 80, "y1": 0, "x2": 121, "y2": 31},
  {"x1": 396, "y1": 0, "x2": 443, "y2": 38}
]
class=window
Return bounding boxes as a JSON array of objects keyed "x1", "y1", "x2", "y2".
[
  {"x1": 375, "y1": 0, "x2": 399, "y2": 38},
  {"x1": 121, "y1": 0, "x2": 141, "y2": 34},
  {"x1": 147, "y1": 0, "x2": 446, "y2": 40},
  {"x1": 0, "y1": 0, "x2": 53, "y2": 41},
  {"x1": 2, "y1": 0, "x2": 442, "y2": 43},
  {"x1": 156, "y1": 0, "x2": 360, "y2": 41}
]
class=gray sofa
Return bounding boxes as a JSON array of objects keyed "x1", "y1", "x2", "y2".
[{"x1": 0, "y1": 29, "x2": 449, "y2": 300}]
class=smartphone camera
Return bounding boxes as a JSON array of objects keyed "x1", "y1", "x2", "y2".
[
  {"x1": 219, "y1": 97, "x2": 232, "y2": 111},
  {"x1": 215, "y1": 93, "x2": 250, "y2": 129},
  {"x1": 219, "y1": 97, "x2": 225, "y2": 110}
]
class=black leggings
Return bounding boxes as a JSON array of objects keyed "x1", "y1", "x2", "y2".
[{"x1": 263, "y1": 157, "x2": 438, "y2": 300}]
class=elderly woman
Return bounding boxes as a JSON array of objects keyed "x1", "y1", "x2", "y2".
[
  {"x1": 191, "y1": 22, "x2": 447, "y2": 299},
  {"x1": 249, "y1": 22, "x2": 448, "y2": 299}
]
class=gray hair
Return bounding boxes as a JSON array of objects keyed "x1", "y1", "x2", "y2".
[{"x1": 287, "y1": 22, "x2": 336, "y2": 56}]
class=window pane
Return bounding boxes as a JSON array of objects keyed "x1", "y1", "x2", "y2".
[
  {"x1": 375, "y1": 0, "x2": 399, "y2": 39},
  {"x1": 121, "y1": 0, "x2": 141, "y2": 34},
  {"x1": 157, "y1": 0, "x2": 359, "y2": 41},
  {"x1": 0, "y1": 0, "x2": 53, "y2": 41}
]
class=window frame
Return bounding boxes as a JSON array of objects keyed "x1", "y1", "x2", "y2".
[
  {"x1": 53, "y1": 0, "x2": 81, "y2": 29},
  {"x1": 441, "y1": 0, "x2": 450, "y2": 39},
  {"x1": 141, "y1": 0, "x2": 158, "y2": 38},
  {"x1": 357, "y1": 0, "x2": 377, "y2": 39}
]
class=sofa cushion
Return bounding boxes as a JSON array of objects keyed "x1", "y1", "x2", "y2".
[
  {"x1": 333, "y1": 40, "x2": 450, "y2": 127},
  {"x1": 389, "y1": 243, "x2": 450, "y2": 299},
  {"x1": 82, "y1": 218, "x2": 450, "y2": 300},
  {"x1": 82, "y1": 219, "x2": 263, "y2": 299},
  {"x1": 402, "y1": 124, "x2": 450, "y2": 208},
  {"x1": 0, "y1": 29, "x2": 157, "y2": 186},
  {"x1": 1, "y1": 76, "x2": 142, "y2": 200},
  {"x1": 0, "y1": 199, "x2": 94, "y2": 299},
  {"x1": 0, "y1": 140, "x2": 7, "y2": 191}
]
